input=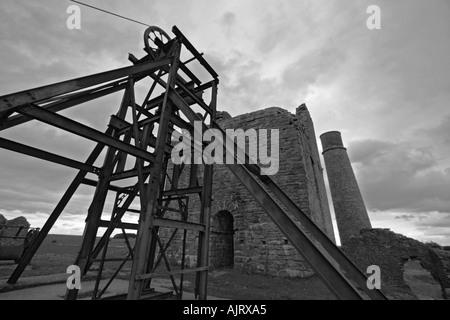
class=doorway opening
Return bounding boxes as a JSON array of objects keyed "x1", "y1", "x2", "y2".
[{"x1": 210, "y1": 210, "x2": 234, "y2": 268}]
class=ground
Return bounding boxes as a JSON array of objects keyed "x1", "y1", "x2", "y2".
[{"x1": 0, "y1": 234, "x2": 444, "y2": 300}]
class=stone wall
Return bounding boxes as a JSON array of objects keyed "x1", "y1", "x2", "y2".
[
  {"x1": 297, "y1": 105, "x2": 335, "y2": 241},
  {"x1": 341, "y1": 228, "x2": 450, "y2": 300},
  {"x1": 160, "y1": 105, "x2": 335, "y2": 278},
  {"x1": 0, "y1": 214, "x2": 30, "y2": 261},
  {"x1": 0, "y1": 214, "x2": 30, "y2": 247}
]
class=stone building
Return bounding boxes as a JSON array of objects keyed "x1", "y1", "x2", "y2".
[
  {"x1": 341, "y1": 228, "x2": 450, "y2": 299},
  {"x1": 160, "y1": 104, "x2": 450, "y2": 293},
  {"x1": 0, "y1": 214, "x2": 30, "y2": 261},
  {"x1": 162, "y1": 104, "x2": 335, "y2": 278}
]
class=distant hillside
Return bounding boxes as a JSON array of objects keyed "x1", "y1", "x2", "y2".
[{"x1": 113, "y1": 233, "x2": 137, "y2": 240}]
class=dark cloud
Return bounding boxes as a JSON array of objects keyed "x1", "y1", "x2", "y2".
[
  {"x1": 395, "y1": 214, "x2": 415, "y2": 221},
  {"x1": 0, "y1": 152, "x2": 82, "y2": 214},
  {"x1": 415, "y1": 214, "x2": 450, "y2": 229},
  {"x1": 281, "y1": 45, "x2": 347, "y2": 94},
  {"x1": 205, "y1": 51, "x2": 288, "y2": 115},
  {"x1": 254, "y1": 11, "x2": 292, "y2": 55},
  {"x1": 0, "y1": 0, "x2": 145, "y2": 95},
  {"x1": 419, "y1": 115, "x2": 450, "y2": 146},
  {"x1": 349, "y1": 139, "x2": 450, "y2": 214},
  {"x1": 350, "y1": 139, "x2": 436, "y2": 172},
  {"x1": 349, "y1": 140, "x2": 392, "y2": 166},
  {"x1": 1, "y1": 0, "x2": 450, "y2": 245}
]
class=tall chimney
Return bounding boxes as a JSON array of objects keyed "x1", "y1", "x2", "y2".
[{"x1": 320, "y1": 131, "x2": 371, "y2": 245}]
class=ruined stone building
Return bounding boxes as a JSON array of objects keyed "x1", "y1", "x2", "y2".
[
  {"x1": 163, "y1": 104, "x2": 336, "y2": 278},
  {"x1": 0, "y1": 214, "x2": 30, "y2": 261},
  {"x1": 161, "y1": 104, "x2": 450, "y2": 300},
  {"x1": 319, "y1": 132, "x2": 450, "y2": 299}
]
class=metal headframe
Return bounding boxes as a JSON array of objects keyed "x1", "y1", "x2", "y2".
[{"x1": 0, "y1": 25, "x2": 387, "y2": 300}]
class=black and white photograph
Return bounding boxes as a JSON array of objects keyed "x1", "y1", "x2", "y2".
[{"x1": 0, "y1": 0, "x2": 449, "y2": 305}]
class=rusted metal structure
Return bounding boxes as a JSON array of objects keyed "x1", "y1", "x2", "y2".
[{"x1": 0, "y1": 26, "x2": 387, "y2": 300}]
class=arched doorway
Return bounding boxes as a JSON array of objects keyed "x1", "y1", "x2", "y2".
[
  {"x1": 210, "y1": 210, "x2": 234, "y2": 268},
  {"x1": 403, "y1": 259, "x2": 444, "y2": 299}
]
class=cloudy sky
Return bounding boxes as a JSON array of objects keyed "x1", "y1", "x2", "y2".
[{"x1": 0, "y1": 0, "x2": 449, "y2": 245}]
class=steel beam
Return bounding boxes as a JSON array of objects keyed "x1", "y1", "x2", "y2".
[
  {"x1": 163, "y1": 187, "x2": 202, "y2": 197},
  {"x1": 153, "y1": 217, "x2": 206, "y2": 232},
  {"x1": 176, "y1": 80, "x2": 213, "y2": 116},
  {"x1": 88, "y1": 184, "x2": 143, "y2": 267},
  {"x1": 66, "y1": 89, "x2": 133, "y2": 300},
  {"x1": 3, "y1": 30, "x2": 219, "y2": 300},
  {"x1": 210, "y1": 122, "x2": 387, "y2": 300},
  {"x1": 127, "y1": 43, "x2": 181, "y2": 300},
  {"x1": 81, "y1": 178, "x2": 133, "y2": 194},
  {"x1": 136, "y1": 267, "x2": 208, "y2": 280},
  {"x1": 98, "y1": 220, "x2": 138, "y2": 230},
  {"x1": 232, "y1": 163, "x2": 370, "y2": 299},
  {"x1": 0, "y1": 58, "x2": 172, "y2": 111},
  {"x1": 0, "y1": 83, "x2": 128, "y2": 131},
  {"x1": 178, "y1": 63, "x2": 201, "y2": 86},
  {"x1": 17, "y1": 105, "x2": 155, "y2": 163},
  {"x1": 117, "y1": 114, "x2": 161, "y2": 136},
  {"x1": 0, "y1": 137, "x2": 100, "y2": 174},
  {"x1": 109, "y1": 165, "x2": 153, "y2": 182},
  {"x1": 170, "y1": 84, "x2": 386, "y2": 300},
  {"x1": 172, "y1": 26, "x2": 219, "y2": 80},
  {"x1": 7, "y1": 132, "x2": 109, "y2": 284},
  {"x1": 263, "y1": 177, "x2": 388, "y2": 300},
  {"x1": 143, "y1": 77, "x2": 214, "y2": 112}
]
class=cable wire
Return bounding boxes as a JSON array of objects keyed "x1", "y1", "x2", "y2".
[{"x1": 69, "y1": 0, "x2": 151, "y2": 27}]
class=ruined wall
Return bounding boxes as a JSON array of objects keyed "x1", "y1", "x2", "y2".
[
  {"x1": 0, "y1": 214, "x2": 30, "y2": 261},
  {"x1": 161, "y1": 105, "x2": 335, "y2": 278},
  {"x1": 341, "y1": 228, "x2": 450, "y2": 300},
  {"x1": 297, "y1": 105, "x2": 335, "y2": 241},
  {"x1": 0, "y1": 214, "x2": 29, "y2": 247}
]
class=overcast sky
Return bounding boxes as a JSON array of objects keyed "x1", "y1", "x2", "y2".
[{"x1": 0, "y1": 0, "x2": 449, "y2": 245}]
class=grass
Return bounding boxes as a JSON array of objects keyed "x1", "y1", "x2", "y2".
[
  {"x1": 184, "y1": 269, "x2": 335, "y2": 300},
  {"x1": 0, "y1": 234, "x2": 336, "y2": 299},
  {"x1": 1, "y1": 234, "x2": 446, "y2": 300}
]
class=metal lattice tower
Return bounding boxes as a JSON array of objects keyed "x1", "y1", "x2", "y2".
[{"x1": 0, "y1": 26, "x2": 387, "y2": 300}]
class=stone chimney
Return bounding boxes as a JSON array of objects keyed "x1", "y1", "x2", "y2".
[{"x1": 320, "y1": 131, "x2": 371, "y2": 245}]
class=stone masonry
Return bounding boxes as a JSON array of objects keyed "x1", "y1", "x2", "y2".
[
  {"x1": 341, "y1": 228, "x2": 450, "y2": 300},
  {"x1": 320, "y1": 131, "x2": 372, "y2": 245},
  {"x1": 0, "y1": 214, "x2": 30, "y2": 261},
  {"x1": 160, "y1": 105, "x2": 336, "y2": 278},
  {"x1": 0, "y1": 214, "x2": 30, "y2": 247}
]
